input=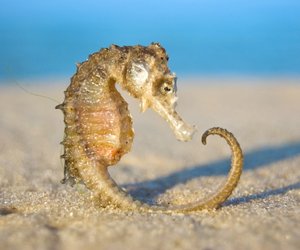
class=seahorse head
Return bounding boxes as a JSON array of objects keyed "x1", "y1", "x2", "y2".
[{"x1": 124, "y1": 43, "x2": 196, "y2": 141}]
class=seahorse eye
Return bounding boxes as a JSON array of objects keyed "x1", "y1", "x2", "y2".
[
  {"x1": 160, "y1": 82, "x2": 173, "y2": 94},
  {"x1": 164, "y1": 86, "x2": 171, "y2": 92}
]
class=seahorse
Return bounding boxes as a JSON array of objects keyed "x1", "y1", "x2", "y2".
[{"x1": 56, "y1": 43, "x2": 243, "y2": 212}]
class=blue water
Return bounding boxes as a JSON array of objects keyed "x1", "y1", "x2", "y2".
[{"x1": 1, "y1": 0, "x2": 300, "y2": 80}]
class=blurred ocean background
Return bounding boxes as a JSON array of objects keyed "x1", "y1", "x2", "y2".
[{"x1": 0, "y1": 0, "x2": 300, "y2": 81}]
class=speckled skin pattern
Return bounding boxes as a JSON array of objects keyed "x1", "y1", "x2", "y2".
[{"x1": 56, "y1": 43, "x2": 243, "y2": 212}]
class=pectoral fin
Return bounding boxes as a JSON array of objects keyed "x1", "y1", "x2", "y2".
[{"x1": 140, "y1": 97, "x2": 150, "y2": 112}]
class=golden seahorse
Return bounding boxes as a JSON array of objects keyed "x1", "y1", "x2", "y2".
[{"x1": 56, "y1": 43, "x2": 243, "y2": 212}]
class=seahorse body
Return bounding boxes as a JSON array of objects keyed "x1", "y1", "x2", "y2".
[{"x1": 56, "y1": 43, "x2": 243, "y2": 212}]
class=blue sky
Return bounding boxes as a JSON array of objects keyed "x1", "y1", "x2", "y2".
[{"x1": 1, "y1": 0, "x2": 300, "y2": 79}]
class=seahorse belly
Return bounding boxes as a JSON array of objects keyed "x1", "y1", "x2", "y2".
[{"x1": 74, "y1": 82, "x2": 133, "y2": 167}]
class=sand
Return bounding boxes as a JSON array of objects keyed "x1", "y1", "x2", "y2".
[{"x1": 0, "y1": 78, "x2": 299, "y2": 250}]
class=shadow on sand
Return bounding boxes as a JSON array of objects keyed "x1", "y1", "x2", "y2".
[
  {"x1": 224, "y1": 181, "x2": 300, "y2": 206},
  {"x1": 124, "y1": 142, "x2": 300, "y2": 204}
]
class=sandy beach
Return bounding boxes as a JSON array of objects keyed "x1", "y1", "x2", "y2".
[{"x1": 0, "y1": 78, "x2": 299, "y2": 250}]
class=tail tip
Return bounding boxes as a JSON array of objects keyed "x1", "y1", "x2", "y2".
[
  {"x1": 201, "y1": 133, "x2": 208, "y2": 145},
  {"x1": 202, "y1": 128, "x2": 214, "y2": 145}
]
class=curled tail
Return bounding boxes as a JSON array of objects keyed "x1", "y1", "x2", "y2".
[
  {"x1": 178, "y1": 127, "x2": 244, "y2": 211},
  {"x1": 81, "y1": 127, "x2": 243, "y2": 213},
  {"x1": 161, "y1": 127, "x2": 243, "y2": 212}
]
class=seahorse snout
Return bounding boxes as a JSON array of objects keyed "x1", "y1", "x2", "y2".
[
  {"x1": 150, "y1": 98, "x2": 196, "y2": 142},
  {"x1": 173, "y1": 121, "x2": 196, "y2": 142}
]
